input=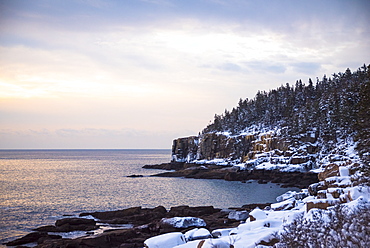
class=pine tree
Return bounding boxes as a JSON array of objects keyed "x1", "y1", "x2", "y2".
[{"x1": 201, "y1": 65, "x2": 369, "y2": 165}]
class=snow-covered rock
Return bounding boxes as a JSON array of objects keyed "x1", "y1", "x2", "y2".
[
  {"x1": 184, "y1": 228, "x2": 212, "y2": 241},
  {"x1": 144, "y1": 232, "x2": 186, "y2": 248},
  {"x1": 249, "y1": 208, "x2": 267, "y2": 221},
  {"x1": 211, "y1": 228, "x2": 234, "y2": 238},
  {"x1": 271, "y1": 198, "x2": 295, "y2": 211},
  {"x1": 160, "y1": 217, "x2": 206, "y2": 229},
  {"x1": 173, "y1": 240, "x2": 202, "y2": 248},
  {"x1": 174, "y1": 238, "x2": 233, "y2": 248},
  {"x1": 228, "y1": 210, "x2": 249, "y2": 221},
  {"x1": 198, "y1": 238, "x2": 233, "y2": 248},
  {"x1": 276, "y1": 191, "x2": 296, "y2": 202},
  {"x1": 339, "y1": 166, "x2": 350, "y2": 177},
  {"x1": 151, "y1": 132, "x2": 370, "y2": 248}
]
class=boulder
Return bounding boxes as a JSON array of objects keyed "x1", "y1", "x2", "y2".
[
  {"x1": 276, "y1": 191, "x2": 296, "y2": 202},
  {"x1": 294, "y1": 191, "x2": 309, "y2": 200},
  {"x1": 173, "y1": 240, "x2": 203, "y2": 248},
  {"x1": 168, "y1": 206, "x2": 218, "y2": 217},
  {"x1": 196, "y1": 239, "x2": 232, "y2": 248},
  {"x1": 33, "y1": 225, "x2": 58, "y2": 232},
  {"x1": 308, "y1": 181, "x2": 327, "y2": 196},
  {"x1": 34, "y1": 218, "x2": 99, "y2": 232},
  {"x1": 80, "y1": 206, "x2": 142, "y2": 220},
  {"x1": 306, "y1": 201, "x2": 329, "y2": 212},
  {"x1": 249, "y1": 208, "x2": 267, "y2": 222},
  {"x1": 55, "y1": 217, "x2": 96, "y2": 227},
  {"x1": 5, "y1": 232, "x2": 61, "y2": 246},
  {"x1": 79, "y1": 229, "x2": 138, "y2": 248},
  {"x1": 184, "y1": 228, "x2": 212, "y2": 241},
  {"x1": 159, "y1": 217, "x2": 206, "y2": 229},
  {"x1": 211, "y1": 228, "x2": 234, "y2": 238},
  {"x1": 227, "y1": 210, "x2": 249, "y2": 221},
  {"x1": 290, "y1": 156, "x2": 309, "y2": 164},
  {"x1": 144, "y1": 232, "x2": 186, "y2": 248},
  {"x1": 53, "y1": 218, "x2": 98, "y2": 232},
  {"x1": 80, "y1": 206, "x2": 167, "y2": 225},
  {"x1": 318, "y1": 164, "x2": 339, "y2": 181},
  {"x1": 271, "y1": 198, "x2": 295, "y2": 211}
]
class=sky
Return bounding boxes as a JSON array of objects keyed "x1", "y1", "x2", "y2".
[{"x1": 0, "y1": 0, "x2": 369, "y2": 149}]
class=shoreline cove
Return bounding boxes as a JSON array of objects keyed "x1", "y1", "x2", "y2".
[
  {"x1": 0, "y1": 149, "x2": 303, "y2": 248},
  {"x1": 3, "y1": 148, "x2": 368, "y2": 247},
  {"x1": 3, "y1": 162, "x2": 314, "y2": 248}
]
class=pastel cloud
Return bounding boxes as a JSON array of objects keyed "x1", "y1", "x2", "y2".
[{"x1": 0, "y1": 0, "x2": 369, "y2": 148}]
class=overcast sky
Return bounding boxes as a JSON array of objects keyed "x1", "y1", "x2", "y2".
[{"x1": 0, "y1": 0, "x2": 369, "y2": 149}]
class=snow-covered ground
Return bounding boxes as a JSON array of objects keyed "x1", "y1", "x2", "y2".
[
  {"x1": 146, "y1": 140, "x2": 370, "y2": 247},
  {"x1": 145, "y1": 185, "x2": 369, "y2": 247}
]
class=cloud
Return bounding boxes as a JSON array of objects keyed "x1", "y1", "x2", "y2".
[
  {"x1": 217, "y1": 63, "x2": 243, "y2": 72},
  {"x1": 291, "y1": 62, "x2": 322, "y2": 75},
  {"x1": 0, "y1": 0, "x2": 369, "y2": 148},
  {"x1": 244, "y1": 61, "x2": 287, "y2": 74}
]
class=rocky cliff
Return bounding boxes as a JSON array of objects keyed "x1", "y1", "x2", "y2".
[
  {"x1": 174, "y1": 65, "x2": 370, "y2": 175},
  {"x1": 171, "y1": 127, "x2": 323, "y2": 172}
]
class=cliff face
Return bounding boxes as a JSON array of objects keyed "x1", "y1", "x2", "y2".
[
  {"x1": 171, "y1": 128, "x2": 322, "y2": 172},
  {"x1": 172, "y1": 66, "x2": 369, "y2": 174}
]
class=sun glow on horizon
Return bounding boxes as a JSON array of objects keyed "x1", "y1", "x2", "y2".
[{"x1": 0, "y1": 0, "x2": 368, "y2": 148}]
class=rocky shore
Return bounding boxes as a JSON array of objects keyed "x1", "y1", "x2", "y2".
[
  {"x1": 143, "y1": 162, "x2": 318, "y2": 188},
  {"x1": 5, "y1": 204, "x2": 270, "y2": 248},
  {"x1": 4, "y1": 163, "x2": 319, "y2": 248}
]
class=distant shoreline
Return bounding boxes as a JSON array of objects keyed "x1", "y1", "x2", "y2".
[{"x1": 143, "y1": 162, "x2": 319, "y2": 189}]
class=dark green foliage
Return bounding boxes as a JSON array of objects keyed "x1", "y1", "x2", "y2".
[
  {"x1": 355, "y1": 64, "x2": 370, "y2": 178},
  {"x1": 202, "y1": 65, "x2": 369, "y2": 164}
]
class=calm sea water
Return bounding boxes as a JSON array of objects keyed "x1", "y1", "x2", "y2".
[{"x1": 0, "y1": 149, "x2": 298, "y2": 245}]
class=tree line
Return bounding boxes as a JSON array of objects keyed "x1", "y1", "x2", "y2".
[{"x1": 202, "y1": 64, "x2": 370, "y2": 166}]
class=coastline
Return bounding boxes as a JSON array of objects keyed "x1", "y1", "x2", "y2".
[
  {"x1": 4, "y1": 203, "x2": 271, "y2": 248},
  {"x1": 143, "y1": 162, "x2": 319, "y2": 189},
  {"x1": 4, "y1": 164, "x2": 316, "y2": 247}
]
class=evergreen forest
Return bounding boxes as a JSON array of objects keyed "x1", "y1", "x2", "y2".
[{"x1": 202, "y1": 64, "x2": 370, "y2": 167}]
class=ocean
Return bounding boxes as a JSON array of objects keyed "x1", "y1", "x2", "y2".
[{"x1": 0, "y1": 149, "x2": 299, "y2": 246}]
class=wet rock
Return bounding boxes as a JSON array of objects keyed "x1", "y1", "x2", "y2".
[
  {"x1": 33, "y1": 225, "x2": 58, "y2": 232},
  {"x1": 241, "y1": 203, "x2": 271, "y2": 211},
  {"x1": 34, "y1": 218, "x2": 98, "y2": 233},
  {"x1": 168, "y1": 206, "x2": 219, "y2": 217},
  {"x1": 55, "y1": 218, "x2": 96, "y2": 227},
  {"x1": 5, "y1": 232, "x2": 61, "y2": 246},
  {"x1": 143, "y1": 162, "x2": 185, "y2": 170},
  {"x1": 80, "y1": 206, "x2": 143, "y2": 219},
  {"x1": 53, "y1": 218, "x2": 98, "y2": 232},
  {"x1": 81, "y1": 206, "x2": 167, "y2": 226},
  {"x1": 79, "y1": 229, "x2": 138, "y2": 248},
  {"x1": 152, "y1": 166, "x2": 318, "y2": 188}
]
